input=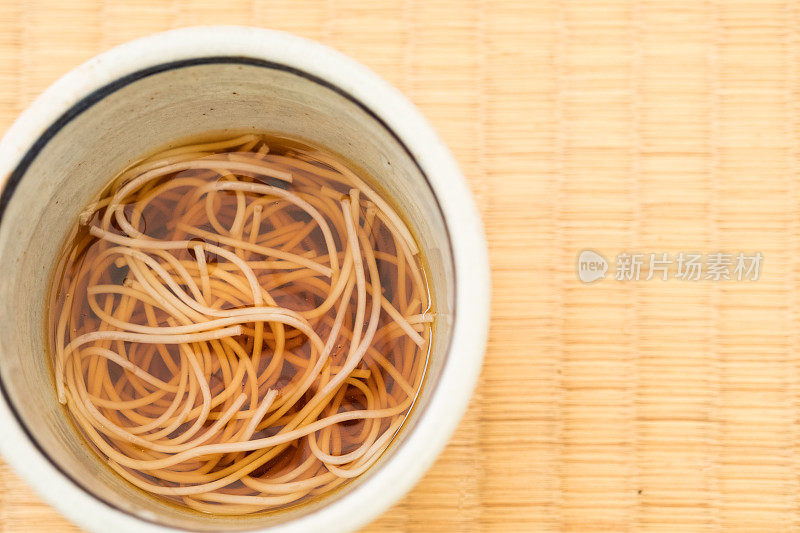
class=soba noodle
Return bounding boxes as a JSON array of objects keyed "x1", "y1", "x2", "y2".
[{"x1": 47, "y1": 133, "x2": 432, "y2": 514}]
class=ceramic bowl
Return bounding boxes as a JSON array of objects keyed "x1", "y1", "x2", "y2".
[{"x1": 0, "y1": 26, "x2": 489, "y2": 533}]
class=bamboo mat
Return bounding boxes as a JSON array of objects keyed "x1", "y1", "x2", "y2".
[{"x1": 1, "y1": 0, "x2": 799, "y2": 531}]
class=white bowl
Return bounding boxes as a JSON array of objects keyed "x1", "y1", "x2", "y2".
[{"x1": 0, "y1": 26, "x2": 489, "y2": 532}]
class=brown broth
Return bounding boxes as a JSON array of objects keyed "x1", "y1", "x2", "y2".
[{"x1": 46, "y1": 132, "x2": 433, "y2": 515}]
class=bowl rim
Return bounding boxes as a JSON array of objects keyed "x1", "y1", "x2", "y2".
[{"x1": 0, "y1": 26, "x2": 490, "y2": 533}]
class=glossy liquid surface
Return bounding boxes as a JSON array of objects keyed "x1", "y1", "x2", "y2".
[{"x1": 47, "y1": 132, "x2": 433, "y2": 515}]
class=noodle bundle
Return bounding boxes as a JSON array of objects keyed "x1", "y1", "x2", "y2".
[{"x1": 48, "y1": 133, "x2": 432, "y2": 514}]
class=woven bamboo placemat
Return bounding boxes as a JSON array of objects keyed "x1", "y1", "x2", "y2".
[{"x1": 1, "y1": 0, "x2": 799, "y2": 530}]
